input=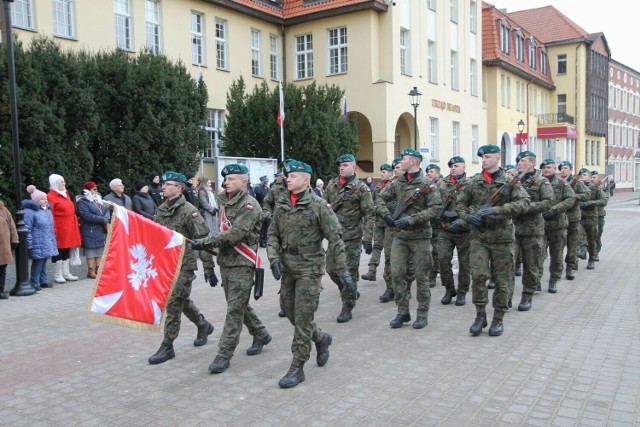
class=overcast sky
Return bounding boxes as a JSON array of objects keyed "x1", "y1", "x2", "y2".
[{"x1": 489, "y1": 0, "x2": 640, "y2": 72}]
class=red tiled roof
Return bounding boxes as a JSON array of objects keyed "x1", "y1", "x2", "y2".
[
  {"x1": 506, "y1": 5, "x2": 589, "y2": 44},
  {"x1": 229, "y1": 0, "x2": 377, "y2": 19},
  {"x1": 482, "y1": 2, "x2": 554, "y2": 87}
]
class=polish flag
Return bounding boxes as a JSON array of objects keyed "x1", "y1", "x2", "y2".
[{"x1": 277, "y1": 81, "x2": 285, "y2": 128}]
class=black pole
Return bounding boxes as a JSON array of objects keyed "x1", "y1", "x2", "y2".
[
  {"x1": 413, "y1": 105, "x2": 418, "y2": 151},
  {"x1": 3, "y1": 0, "x2": 35, "y2": 296}
]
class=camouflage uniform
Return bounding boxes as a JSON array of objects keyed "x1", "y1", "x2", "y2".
[
  {"x1": 267, "y1": 189, "x2": 347, "y2": 367},
  {"x1": 513, "y1": 170, "x2": 554, "y2": 298},
  {"x1": 595, "y1": 184, "x2": 609, "y2": 257},
  {"x1": 580, "y1": 182, "x2": 607, "y2": 263},
  {"x1": 428, "y1": 176, "x2": 442, "y2": 286},
  {"x1": 377, "y1": 170, "x2": 442, "y2": 321},
  {"x1": 262, "y1": 176, "x2": 287, "y2": 219},
  {"x1": 156, "y1": 195, "x2": 213, "y2": 346},
  {"x1": 456, "y1": 169, "x2": 530, "y2": 319},
  {"x1": 323, "y1": 175, "x2": 374, "y2": 313},
  {"x1": 543, "y1": 175, "x2": 575, "y2": 282},
  {"x1": 565, "y1": 177, "x2": 590, "y2": 273},
  {"x1": 436, "y1": 174, "x2": 471, "y2": 299},
  {"x1": 201, "y1": 188, "x2": 268, "y2": 360},
  {"x1": 364, "y1": 180, "x2": 388, "y2": 276}
]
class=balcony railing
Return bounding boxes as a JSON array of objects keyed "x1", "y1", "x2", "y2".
[{"x1": 538, "y1": 113, "x2": 575, "y2": 125}]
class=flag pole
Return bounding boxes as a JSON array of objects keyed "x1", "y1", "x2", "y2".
[{"x1": 279, "y1": 81, "x2": 285, "y2": 162}]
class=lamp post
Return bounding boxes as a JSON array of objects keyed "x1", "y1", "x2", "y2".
[
  {"x1": 409, "y1": 87, "x2": 421, "y2": 151},
  {"x1": 2, "y1": 0, "x2": 36, "y2": 296},
  {"x1": 517, "y1": 119, "x2": 525, "y2": 154}
]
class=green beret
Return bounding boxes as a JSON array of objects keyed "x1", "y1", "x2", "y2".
[
  {"x1": 392, "y1": 157, "x2": 403, "y2": 168},
  {"x1": 221, "y1": 164, "x2": 249, "y2": 177},
  {"x1": 540, "y1": 158, "x2": 555, "y2": 167},
  {"x1": 590, "y1": 170, "x2": 599, "y2": 175},
  {"x1": 380, "y1": 163, "x2": 393, "y2": 172},
  {"x1": 558, "y1": 161, "x2": 573, "y2": 169},
  {"x1": 477, "y1": 144, "x2": 500, "y2": 156},
  {"x1": 515, "y1": 150, "x2": 536, "y2": 163},
  {"x1": 161, "y1": 171, "x2": 186, "y2": 184},
  {"x1": 284, "y1": 159, "x2": 313, "y2": 174},
  {"x1": 447, "y1": 156, "x2": 465, "y2": 168},
  {"x1": 425, "y1": 163, "x2": 440, "y2": 172},
  {"x1": 400, "y1": 148, "x2": 423, "y2": 161},
  {"x1": 336, "y1": 153, "x2": 356, "y2": 164},
  {"x1": 578, "y1": 168, "x2": 590, "y2": 175},
  {"x1": 504, "y1": 164, "x2": 515, "y2": 171}
]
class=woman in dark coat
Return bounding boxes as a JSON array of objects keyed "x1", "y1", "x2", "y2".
[
  {"x1": 77, "y1": 181, "x2": 110, "y2": 279},
  {"x1": 132, "y1": 179, "x2": 157, "y2": 220},
  {"x1": 24, "y1": 186, "x2": 58, "y2": 290}
]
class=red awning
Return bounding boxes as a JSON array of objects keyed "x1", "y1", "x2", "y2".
[{"x1": 537, "y1": 126, "x2": 577, "y2": 139}]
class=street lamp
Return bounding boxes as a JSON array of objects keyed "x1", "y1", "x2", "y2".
[
  {"x1": 409, "y1": 87, "x2": 421, "y2": 151},
  {"x1": 517, "y1": 119, "x2": 525, "y2": 154},
  {"x1": 2, "y1": 0, "x2": 36, "y2": 296}
]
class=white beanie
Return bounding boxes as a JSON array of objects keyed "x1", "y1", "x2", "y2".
[
  {"x1": 49, "y1": 174, "x2": 64, "y2": 189},
  {"x1": 316, "y1": 179, "x2": 324, "y2": 186},
  {"x1": 109, "y1": 178, "x2": 123, "y2": 190}
]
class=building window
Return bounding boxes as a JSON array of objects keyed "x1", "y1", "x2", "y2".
[
  {"x1": 114, "y1": 0, "x2": 132, "y2": 51},
  {"x1": 557, "y1": 54, "x2": 567, "y2": 75},
  {"x1": 501, "y1": 74, "x2": 506, "y2": 107},
  {"x1": 215, "y1": 19, "x2": 228, "y2": 70},
  {"x1": 251, "y1": 29, "x2": 262, "y2": 77},
  {"x1": 450, "y1": 50, "x2": 458, "y2": 90},
  {"x1": 452, "y1": 121, "x2": 460, "y2": 156},
  {"x1": 469, "y1": 0, "x2": 477, "y2": 34},
  {"x1": 428, "y1": 41, "x2": 437, "y2": 83},
  {"x1": 269, "y1": 34, "x2": 279, "y2": 81},
  {"x1": 328, "y1": 27, "x2": 347, "y2": 75},
  {"x1": 145, "y1": 0, "x2": 161, "y2": 54},
  {"x1": 540, "y1": 51, "x2": 548, "y2": 75},
  {"x1": 429, "y1": 118, "x2": 439, "y2": 160},
  {"x1": 596, "y1": 141, "x2": 600, "y2": 165},
  {"x1": 516, "y1": 81, "x2": 521, "y2": 112},
  {"x1": 295, "y1": 34, "x2": 314, "y2": 79},
  {"x1": 500, "y1": 20, "x2": 510, "y2": 54},
  {"x1": 204, "y1": 109, "x2": 224, "y2": 159},
  {"x1": 191, "y1": 12, "x2": 205, "y2": 65},
  {"x1": 470, "y1": 59, "x2": 477, "y2": 96},
  {"x1": 585, "y1": 140, "x2": 590, "y2": 165},
  {"x1": 471, "y1": 125, "x2": 479, "y2": 162},
  {"x1": 506, "y1": 76, "x2": 511, "y2": 109},
  {"x1": 400, "y1": 28, "x2": 410, "y2": 75},
  {"x1": 450, "y1": 0, "x2": 457, "y2": 23},
  {"x1": 11, "y1": 0, "x2": 34, "y2": 30},
  {"x1": 557, "y1": 94, "x2": 566, "y2": 114},
  {"x1": 515, "y1": 32, "x2": 524, "y2": 62},
  {"x1": 53, "y1": 0, "x2": 74, "y2": 38},
  {"x1": 427, "y1": 0, "x2": 436, "y2": 11},
  {"x1": 529, "y1": 37, "x2": 537, "y2": 70}
]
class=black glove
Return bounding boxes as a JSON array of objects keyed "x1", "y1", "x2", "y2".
[
  {"x1": 579, "y1": 201, "x2": 591, "y2": 209},
  {"x1": 447, "y1": 219, "x2": 465, "y2": 233},
  {"x1": 387, "y1": 201, "x2": 397, "y2": 215},
  {"x1": 476, "y1": 206, "x2": 496, "y2": 217},
  {"x1": 205, "y1": 271, "x2": 219, "y2": 287},
  {"x1": 212, "y1": 208, "x2": 219, "y2": 216},
  {"x1": 394, "y1": 217, "x2": 410, "y2": 229},
  {"x1": 191, "y1": 239, "x2": 204, "y2": 250},
  {"x1": 383, "y1": 214, "x2": 396, "y2": 228},
  {"x1": 466, "y1": 215, "x2": 483, "y2": 227},
  {"x1": 339, "y1": 274, "x2": 357, "y2": 300},
  {"x1": 542, "y1": 210, "x2": 555, "y2": 220},
  {"x1": 362, "y1": 240, "x2": 373, "y2": 254},
  {"x1": 11, "y1": 242, "x2": 19, "y2": 250},
  {"x1": 271, "y1": 260, "x2": 283, "y2": 281}
]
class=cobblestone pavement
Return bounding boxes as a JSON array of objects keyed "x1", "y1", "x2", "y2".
[{"x1": 1, "y1": 192, "x2": 639, "y2": 426}]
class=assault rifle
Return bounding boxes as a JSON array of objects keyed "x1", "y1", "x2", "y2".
[
  {"x1": 332, "y1": 185, "x2": 358, "y2": 213},
  {"x1": 476, "y1": 167, "x2": 528, "y2": 233},
  {"x1": 436, "y1": 179, "x2": 465, "y2": 229},
  {"x1": 393, "y1": 182, "x2": 435, "y2": 231}
]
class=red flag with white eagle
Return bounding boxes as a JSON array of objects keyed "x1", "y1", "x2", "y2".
[{"x1": 87, "y1": 204, "x2": 185, "y2": 330}]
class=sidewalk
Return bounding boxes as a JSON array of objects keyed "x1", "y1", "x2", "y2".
[{"x1": 1, "y1": 203, "x2": 639, "y2": 426}]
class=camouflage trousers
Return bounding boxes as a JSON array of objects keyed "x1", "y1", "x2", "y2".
[
  {"x1": 514, "y1": 244, "x2": 523, "y2": 267},
  {"x1": 544, "y1": 228, "x2": 567, "y2": 281},
  {"x1": 327, "y1": 238, "x2": 361, "y2": 308},
  {"x1": 565, "y1": 221, "x2": 581, "y2": 270},
  {"x1": 390, "y1": 238, "x2": 431, "y2": 316},
  {"x1": 162, "y1": 270, "x2": 206, "y2": 346},
  {"x1": 514, "y1": 234, "x2": 544, "y2": 296},
  {"x1": 436, "y1": 230, "x2": 471, "y2": 293},
  {"x1": 217, "y1": 266, "x2": 268, "y2": 359},
  {"x1": 470, "y1": 239, "x2": 514, "y2": 317},
  {"x1": 429, "y1": 231, "x2": 440, "y2": 278},
  {"x1": 596, "y1": 216, "x2": 605, "y2": 254},
  {"x1": 368, "y1": 225, "x2": 386, "y2": 267},
  {"x1": 384, "y1": 228, "x2": 414, "y2": 290},
  {"x1": 581, "y1": 217, "x2": 599, "y2": 258},
  {"x1": 280, "y1": 272, "x2": 324, "y2": 367}
]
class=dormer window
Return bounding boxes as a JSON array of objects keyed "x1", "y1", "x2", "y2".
[{"x1": 499, "y1": 19, "x2": 510, "y2": 54}]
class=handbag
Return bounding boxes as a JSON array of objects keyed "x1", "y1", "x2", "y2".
[{"x1": 70, "y1": 247, "x2": 82, "y2": 266}]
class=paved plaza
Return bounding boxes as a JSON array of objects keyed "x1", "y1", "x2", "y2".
[{"x1": 1, "y1": 192, "x2": 639, "y2": 426}]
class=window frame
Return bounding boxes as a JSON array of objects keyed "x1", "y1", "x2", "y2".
[
  {"x1": 429, "y1": 117, "x2": 439, "y2": 161},
  {"x1": 327, "y1": 26, "x2": 348, "y2": 75},
  {"x1": 269, "y1": 34, "x2": 280, "y2": 81},
  {"x1": 114, "y1": 0, "x2": 133, "y2": 51},
  {"x1": 191, "y1": 11, "x2": 205, "y2": 66},
  {"x1": 452, "y1": 121, "x2": 460, "y2": 156},
  {"x1": 52, "y1": 0, "x2": 75, "y2": 39},
  {"x1": 295, "y1": 33, "x2": 314, "y2": 80},
  {"x1": 400, "y1": 28, "x2": 410, "y2": 75},
  {"x1": 428, "y1": 40, "x2": 437, "y2": 83},
  {"x1": 145, "y1": 0, "x2": 161, "y2": 54},
  {"x1": 215, "y1": 18, "x2": 228, "y2": 70},
  {"x1": 11, "y1": 0, "x2": 35, "y2": 30},
  {"x1": 557, "y1": 54, "x2": 567, "y2": 75},
  {"x1": 450, "y1": 50, "x2": 459, "y2": 90},
  {"x1": 250, "y1": 28, "x2": 262, "y2": 77}
]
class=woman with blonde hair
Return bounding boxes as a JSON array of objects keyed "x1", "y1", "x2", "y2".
[{"x1": 197, "y1": 177, "x2": 218, "y2": 236}]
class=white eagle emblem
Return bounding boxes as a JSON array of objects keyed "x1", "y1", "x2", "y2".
[{"x1": 127, "y1": 244, "x2": 157, "y2": 291}]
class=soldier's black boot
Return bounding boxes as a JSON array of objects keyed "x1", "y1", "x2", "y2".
[
  {"x1": 279, "y1": 364, "x2": 305, "y2": 388},
  {"x1": 390, "y1": 313, "x2": 411, "y2": 328},
  {"x1": 455, "y1": 292, "x2": 466, "y2": 306},
  {"x1": 361, "y1": 265, "x2": 377, "y2": 281},
  {"x1": 548, "y1": 279, "x2": 558, "y2": 293},
  {"x1": 378, "y1": 288, "x2": 394, "y2": 303},
  {"x1": 587, "y1": 258, "x2": 595, "y2": 270},
  {"x1": 246, "y1": 333, "x2": 272, "y2": 356},
  {"x1": 578, "y1": 248, "x2": 587, "y2": 260},
  {"x1": 518, "y1": 296, "x2": 532, "y2": 311},
  {"x1": 469, "y1": 312, "x2": 487, "y2": 336},
  {"x1": 209, "y1": 355, "x2": 230, "y2": 373},
  {"x1": 315, "y1": 333, "x2": 332, "y2": 366},
  {"x1": 441, "y1": 287, "x2": 457, "y2": 305},
  {"x1": 488, "y1": 318, "x2": 504, "y2": 336},
  {"x1": 148, "y1": 343, "x2": 175, "y2": 364},
  {"x1": 278, "y1": 309, "x2": 287, "y2": 317},
  {"x1": 514, "y1": 264, "x2": 522, "y2": 276},
  {"x1": 593, "y1": 254, "x2": 600, "y2": 262},
  {"x1": 336, "y1": 305, "x2": 352, "y2": 323},
  {"x1": 194, "y1": 321, "x2": 214, "y2": 347},
  {"x1": 487, "y1": 280, "x2": 495, "y2": 289},
  {"x1": 566, "y1": 268, "x2": 575, "y2": 280},
  {"x1": 412, "y1": 315, "x2": 428, "y2": 329}
]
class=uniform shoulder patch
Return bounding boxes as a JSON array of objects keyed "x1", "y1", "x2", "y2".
[
  {"x1": 191, "y1": 212, "x2": 200, "y2": 218},
  {"x1": 246, "y1": 204, "x2": 254, "y2": 210}
]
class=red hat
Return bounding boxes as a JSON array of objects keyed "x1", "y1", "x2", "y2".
[{"x1": 83, "y1": 181, "x2": 98, "y2": 191}]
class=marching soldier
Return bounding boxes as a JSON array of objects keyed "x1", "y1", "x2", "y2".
[
  {"x1": 456, "y1": 145, "x2": 530, "y2": 337},
  {"x1": 425, "y1": 164, "x2": 442, "y2": 288},
  {"x1": 267, "y1": 159, "x2": 353, "y2": 389},
  {"x1": 437, "y1": 156, "x2": 471, "y2": 306},
  {"x1": 578, "y1": 168, "x2": 607, "y2": 270},
  {"x1": 148, "y1": 171, "x2": 216, "y2": 365},
  {"x1": 591, "y1": 171, "x2": 608, "y2": 261},
  {"x1": 512, "y1": 151, "x2": 553, "y2": 311},
  {"x1": 192, "y1": 164, "x2": 271, "y2": 374},
  {"x1": 376, "y1": 148, "x2": 442, "y2": 329},
  {"x1": 323, "y1": 154, "x2": 375, "y2": 323},
  {"x1": 540, "y1": 159, "x2": 575, "y2": 293}
]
